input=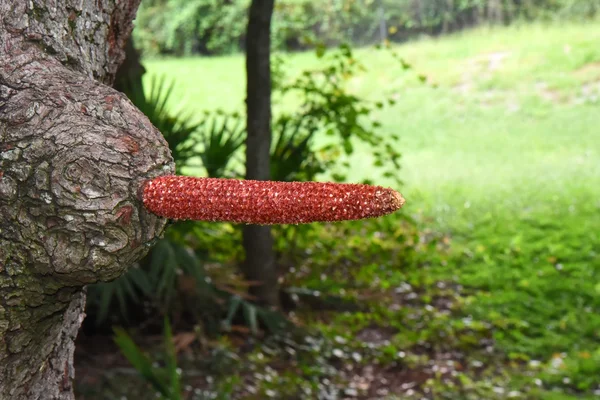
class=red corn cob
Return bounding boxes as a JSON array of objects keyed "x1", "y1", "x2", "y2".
[{"x1": 142, "y1": 175, "x2": 405, "y2": 225}]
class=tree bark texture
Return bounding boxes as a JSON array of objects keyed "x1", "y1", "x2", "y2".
[
  {"x1": 242, "y1": 0, "x2": 279, "y2": 308},
  {"x1": 0, "y1": 1, "x2": 174, "y2": 398}
]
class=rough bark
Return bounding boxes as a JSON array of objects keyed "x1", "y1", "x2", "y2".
[
  {"x1": 0, "y1": 1, "x2": 174, "y2": 398},
  {"x1": 242, "y1": 0, "x2": 279, "y2": 308}
]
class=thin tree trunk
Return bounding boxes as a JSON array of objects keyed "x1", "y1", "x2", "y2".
[
  {"x1": 487, "y1": 0, "x2": 504, "y2": 24},
  {"x1": 0, "y1": 1, "x2": 174, "y2": 398},
  {"x1": 242, "y1": 0, "x2": 279, "y2": 308},
  {"x1": 473, "y1": 2, "x2": 484, "y2": 25},
  {"x1": 504, "y1": 0, "x2": 516, "y2": 23},
  {"x1": 378, "y1": 3, "x2": 387, "y2": 42},
  {"x1": 443, "y1": 0, "x2": 454, "y2": 33}
]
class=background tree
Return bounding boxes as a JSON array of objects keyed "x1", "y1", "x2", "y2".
[
  {"x1": 133, "y1": 0, "x2": 600, "y2": 57},
  {"x1": 242, "y1": 0, "x2": 279, "y2": 308}
]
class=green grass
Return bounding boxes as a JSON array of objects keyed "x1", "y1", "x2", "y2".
[{"x1": 141, "y1": 20, "x2": 600, "y2": 398}]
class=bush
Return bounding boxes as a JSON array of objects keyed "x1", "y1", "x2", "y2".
[{"x1": 134, "y1": 0, "x2": 249, "y2": 56}]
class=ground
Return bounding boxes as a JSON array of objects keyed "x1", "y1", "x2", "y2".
[{"x1": 75, "y1": 20, "x2": 600, "y2": 399}]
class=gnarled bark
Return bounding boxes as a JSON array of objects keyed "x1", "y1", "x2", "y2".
[{"x1": 0, "y1": 1, "x2": 173, "y2": 398}]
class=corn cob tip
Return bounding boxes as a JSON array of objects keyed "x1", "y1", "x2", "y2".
[{"x1": 391, "y1": 190, "x2": 406, "y2": 210}]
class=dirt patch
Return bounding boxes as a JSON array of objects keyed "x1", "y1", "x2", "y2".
[
  {"x1": 574, "y1": 60, "x2": 600, "y2": 79},
  {"x1": 535, "y1": 81, "x2": 563, "y2": 103},
  {"x1": 453, "y1": 51, "x2": 511, "y2": 94},
  {"x1": 575, "y1": 81, "x2": 600, "y2": 105},
  {"x1": 486, "y1": 51, "x2": 511, "y2": 72},
  {"x1": 356, "y1": 325, "x2": 398, "y2": 346},
  {"x1": 454, "y1": 81, "x2": 473, "y2": 94},
  {"x1": 350, "y1": 365, "x2": 431, "y2": 399},
  {"x1": 390, "y1": 280, "x2": 463, "y2": 313}
]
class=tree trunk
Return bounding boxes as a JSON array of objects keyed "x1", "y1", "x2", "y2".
[
  {"x1": 443, "y1": 0, "x2": 454, "y2": 33},
  {"x1": 487, "y1": 0, "x2": 504, "y2": 24},
  {"x1": 114, "y1": 37, "x2": 146, "y2": 96},
  {"x1": 242, "y1": 0, "x2": 279, "y2": 308},
  {"x1": 0, "y1": 1, "x2": 174, "y2": 398}
]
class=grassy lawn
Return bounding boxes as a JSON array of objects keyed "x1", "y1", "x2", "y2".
[{"x1": 135, "y1": 21, "x2": 600, "y2": 398}]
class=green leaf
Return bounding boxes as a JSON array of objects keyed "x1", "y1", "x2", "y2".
[
  {"x1": 242, "y1": 302, "x2": 259, "y2": 335},
  {"x1": 223, "y1": 296, "x2": 242, "y2": 330},
  {"x1": 163, "y1": 318, "x2": 182, "y2": 399},
  {"x1": 342, "y1": 140, "x2": 354, "y2": 155},
  {"x1": 113, "y1": 328, "x2": 172, "y2": 397},
  {"x1": 315, "y1": 43, "x2": 326, "y2": 58}
]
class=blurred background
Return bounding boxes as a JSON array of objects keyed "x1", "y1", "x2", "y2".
[{"x1": 75, "y1": 1, "x2": 600, "y2": 399}]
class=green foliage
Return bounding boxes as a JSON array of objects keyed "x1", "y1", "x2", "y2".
[
  {"x1": 222, "y1": 295, "x2": 292, "y2": 335},
  {"x1": 114, "y1": 318, "x2": 183, "y2": 400},
  {"x1": 539, "y1": 349, "x2": 600, "y2": 392},
  {"x1": 133, "y1": 0, "x2": 600, "y2": 56},
  {"x1": 148, "y1": 237, "x2": 213, "y2": 309},
  {"x1": 273, "y1": 44, "x2": 403, "y2": 185},
  {"x1": 87, "y1": 265, "x2": 153, "y2": 325},
  {"x1": 120, "y1": 73, "x2": 201, "y2": 172},
  {"x1": 124, "y1": 72, "x2": 246, "y2": 178},
  {"x1": 87, "y1": 236, "x2": 219, "y2": 327},
  {"x1": 270, "y1": 0, "x2": 381, "y2": 49},
  {"x1": 553, "y1": 0, "x2": 600, "y2": 19},
  {"x1": 270, "y1": 114, "x2": 324, "y2": 182},
  {"x1": 134, "y1": 0, "x2": 249, "y2": 56},
  {"x1": 195, "y1": 111, "x2": 245, "y2": 178}
]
